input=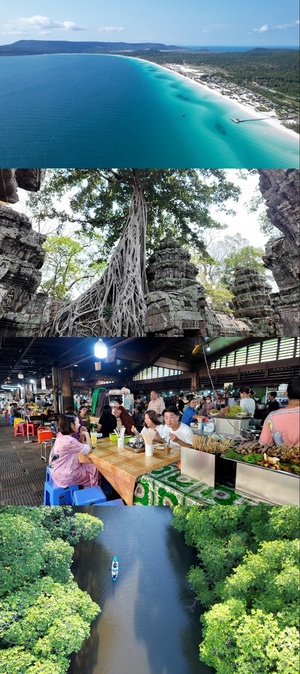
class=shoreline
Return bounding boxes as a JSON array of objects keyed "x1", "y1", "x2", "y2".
[
  {"x1": 135, "y1": 57, "x2": 299, "y2": 141},
  {"x1": 4, "y1": 51, "x2": 298, "y2": 141}
]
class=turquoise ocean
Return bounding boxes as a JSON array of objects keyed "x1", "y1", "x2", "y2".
[{"x1": 0, "y1": 54, "x2": 298, "y2": 167}]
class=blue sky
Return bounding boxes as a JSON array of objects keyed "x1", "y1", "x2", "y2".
[{"x1": 1, "y1": 0, "x2": 299, "y2": 47}]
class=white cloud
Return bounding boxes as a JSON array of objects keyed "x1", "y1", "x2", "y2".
[
  {"x1": 253, "y1": 19, "x2": 299, "y2": 34},
  {"x1": 98, "y1": 26, "x2": 125, "y2": 33},
  {"x1": 254, "y1": 24, "x2": 269, "y2": 33},
  {"x1": 274, "y1": 19, "x2": 300, "y2": 29},
  {"x1": 3, "y1": 15, "x2": 84, "y2": 35}
]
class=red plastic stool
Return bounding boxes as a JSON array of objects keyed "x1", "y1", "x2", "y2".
[
  {"x1": 27, "y1": 422, "x2": 39, "y2": 436},
  {"x1": 14, "y1": 423, "x2": 26, "y2": 437},
  {"x1": 21, "y1": 423, "x2": 28, "y2": 436}
]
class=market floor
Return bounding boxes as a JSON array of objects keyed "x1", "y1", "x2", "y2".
[
  {"x1": 0, "y1": 415, "x2": 46, "y2": 505},
  {"x1": 0, "y1": 416, "x2": 123, "y2": 506}
]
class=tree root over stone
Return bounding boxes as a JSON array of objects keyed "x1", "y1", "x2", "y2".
[{"x1": 46, "y1": 185, "x2": 148, "y2": 337}]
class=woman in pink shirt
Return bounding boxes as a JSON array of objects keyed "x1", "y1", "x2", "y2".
[
  {"x1": 260, "y1": 379, "x2": 300, "y2": 447},
  {"x1": 49, "y1": 414, "x2": 100, "y2": 487}
]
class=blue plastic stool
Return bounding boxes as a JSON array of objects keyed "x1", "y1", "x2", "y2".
[
  {"x1": 44, "y1": 467, "x2": 79, "y2": 505},
  {"x1": 72, "y1": 486, "x2": 107, "y2": 506},
  {"x1": 97, "y1": 499, "x2": 125, "y2": 506}
]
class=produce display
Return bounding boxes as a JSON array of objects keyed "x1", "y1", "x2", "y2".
[
  {"x1": 209, "y1": 405, "x2": 249, "y2": 417},
  {"x1": 192, "y1": 434, "x2": 233, "y2": 454},
  {"x1": 223, "y1": 441, "x2": 300, "y2": 474}
]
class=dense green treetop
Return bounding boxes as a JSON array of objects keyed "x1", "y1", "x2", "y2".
[
  {"x1": 27, "y1": 168, "x2": 240, "y2": 258},
  {"x1": 0, "y1": 507, "x2": 103, "y2": 674},
  {"x1": 172, "y1": 505, "x2": 300, "y2": 674}
]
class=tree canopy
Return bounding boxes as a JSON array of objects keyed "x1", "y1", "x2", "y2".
[
  {"x1": 0, "y1": 507, "x2": 103, "y2": 674},
  {"x1": 172, "y1": 505, "x2": 299, "y2": 674},
  {"x1": 27, "y1": 168, "x2": 241, "y2": 259}
]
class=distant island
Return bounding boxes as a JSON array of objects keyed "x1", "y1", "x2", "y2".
[{"x1": 0, "y1": 39, "x2": 208, "y2": 56}]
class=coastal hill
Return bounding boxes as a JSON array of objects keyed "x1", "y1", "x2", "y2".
[{"x1": 0, "y1": 39, "x2": 203, "y2": 56}]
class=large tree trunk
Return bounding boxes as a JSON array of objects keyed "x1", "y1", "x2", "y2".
[{"x1": 47, "y1": 183, "x2": 148, "y2": 336}]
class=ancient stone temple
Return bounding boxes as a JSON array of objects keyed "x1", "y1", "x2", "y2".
[
  {"x1": 0, "y1": 169, "x2": 298, "y2": 338},
  {"x1": 145, "y1": 237, "x2": 251, "y2": 337},
  {"x1": 0, "y1": 206, "x2": 50, "y2": 335},
  {"x1": 258, "y1": 169, "x2": 300, "y2": 335},
  {"x1": 231, "y1": 265, "x2": 282, "y2": 336},
  {"x1": 0, "y1": 169, "x2": 45, "y2": 203}
]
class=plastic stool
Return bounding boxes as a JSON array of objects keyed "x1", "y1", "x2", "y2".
[
  {"x1": 72, "y1": 486, "x2": 107, "y2": 506},
  {"x1": 97, "y1": 499, "x2": 125, "y2": 506},
  {"x1": 41, "y1": 439, "x2": 54, "y2": 461},
  {"x1": 27, "y1": 422, "x2": 39, "y2": 436},
  {"x1": 43, "y1": 471, "x2": 79, "y2": 506},
  {"x1": 13, "y1": 417, "x2": 24, "y2": 427},
  {"x1": 14, "y1": 423, "x2": 26, "y2": 437}
]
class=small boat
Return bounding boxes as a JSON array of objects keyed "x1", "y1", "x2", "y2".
[{"x1": 111, "y1": 555, "x2": 119, "y2": 581}]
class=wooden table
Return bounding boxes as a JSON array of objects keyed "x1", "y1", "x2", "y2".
[{"x1": 78, "y1": 438, "x2": 180, "y2": 505}]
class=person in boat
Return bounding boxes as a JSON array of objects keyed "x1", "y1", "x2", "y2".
[
  {"x1": 97, "y1": 404, "x2": 117, "y2": 437},
  {"x1": 49, "y1": 414, "x2": 100, "y2": 488},
  {"x1": 113, "y1": 398, "x2": 135, "y2": 435},
  {"x1": 156, "y1": 406, "x2": 194, "y2": 448},
  {"x1": 260, "y1": 379, "x2": 300, "y2": 447}
]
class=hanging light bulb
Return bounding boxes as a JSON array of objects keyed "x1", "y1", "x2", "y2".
[
  {"x1": 18, "y1": 372, "x2": 24, "y2": 379},
  {"x1": 94, "y1": 339, "x2": 108, "y2": 359}
]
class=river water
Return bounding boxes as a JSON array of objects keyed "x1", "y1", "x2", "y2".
[{"x1": 69, "y1": 506, "x2": 213, "y2": 674}]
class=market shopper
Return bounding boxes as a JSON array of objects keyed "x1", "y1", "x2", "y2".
[
  {"x1": 134, "y1": 410, "x2": 165, "y2": 439},
  {"x1": 97, "y1": 404, "x2": 117, "y2": 437},
  {"x1": 147, "y1": 390, "x2": 165, "y2": 421},
  {"x1": 49, "y1": 414, "x2": 100, "y2": 487},
  {"x1": 78, "y1": 405, "x2": 91, "y2": 430},
  {"x1": 239, "y1": 387, "x2": 256, "y2": 415},
  {"x1": 260, "y1": 379, "x2": 300, "y2": 446},
  {"x1": 158, "y1": 406, "x2": 194, "y2": 448},
  {"x1": 201, "y1": 396, "x2": 216, "y2": 416},
  {"x1": 113, "y1": 398, "x2": 135, "y2": 435}
]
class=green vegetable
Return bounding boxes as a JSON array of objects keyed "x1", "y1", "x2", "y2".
[{"x1": 225, "y1": 405, "x2": 244, "y2": 417}]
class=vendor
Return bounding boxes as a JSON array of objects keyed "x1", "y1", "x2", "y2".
[
  {"x1": 267, "y1": 391, "x2": 280, "y2": 413},
  {"x1": 239, "y1": 387, "x2": 256, "y2": 415},
  {"x1": 260, "y1": 378, "x2": 300, "y2": 447},
  {"x1": 181, "y1": 396, "x2": 202, "y2": 426}
]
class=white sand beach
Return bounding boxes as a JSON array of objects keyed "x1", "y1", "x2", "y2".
[{"x1": 143, "y1": 59, "x2": 299, "y2": 142}]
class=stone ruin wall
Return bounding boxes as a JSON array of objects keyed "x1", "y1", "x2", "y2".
[
  {"x1": 0, "y1": 206, "x2": 50, "y2": 335},
  {"x1": 0, "y1": 169, "x2": 298, "y2": 338},
  {"x1": 258, "y1": 169, "x2": 300, "y2": 335}
]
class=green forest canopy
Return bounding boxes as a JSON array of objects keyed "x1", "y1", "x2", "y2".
[
  {"x1": 27, "y1": 168, "x2": 241, "y2": 260},
  {"x1": 0, "y1": 507, "x2": 103, "y2": 674},
  {"x1": 172, "y1": 505, "x2": 299, "y2": 674}
]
